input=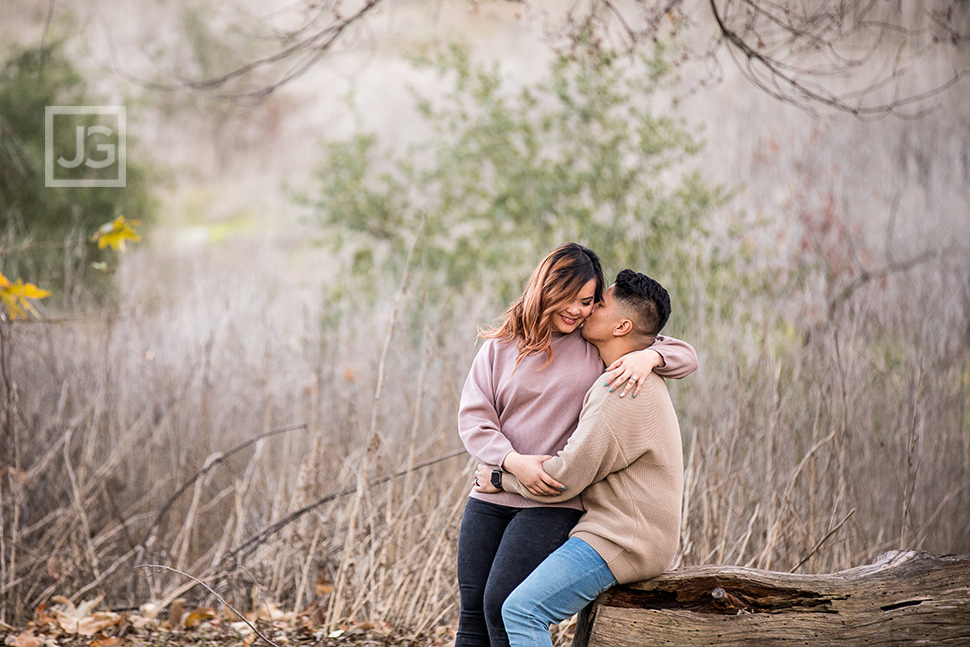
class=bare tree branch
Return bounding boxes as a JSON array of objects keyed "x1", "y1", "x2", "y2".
[
  {"x1": 111, "y1": 0, "x2": 968, "y2": 115},
  {"x1": 139, "y1": 564, "x2": 281, "y2": 647},
  {"x1": 223, "y1": 447, "x2": 466, "y2": 561},
  {"x1": 109, "y1": 0, "x2": 385, "y2": 100}
]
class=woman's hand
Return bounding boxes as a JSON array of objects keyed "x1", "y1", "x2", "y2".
[
  {"x1": 473, "y1": 464, "x2": 500, "y2": 493},
  {"x1": 502, "y1": 451, "x2": 565, "y2": 496},
  {"x1": 603, "y1": 348, "x2": 663, "y2": 398}
]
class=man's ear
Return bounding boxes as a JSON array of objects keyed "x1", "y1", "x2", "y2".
[{"x1": 613, "y1": 319, "x2": 634, "y2": 337}]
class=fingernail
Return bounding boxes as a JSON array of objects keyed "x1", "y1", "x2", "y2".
[
  {"x1": 633, "y1": 393, "x2": 637, "y2": 398},
  {"x1": 603, "y1": 382, "x2": 609, "y2": 387},
  {"x1": 609, "y1": 387, "x2": 614, "y2": 392},
  {"x1": 560, "y1": 486, "x2": 566, "y2": 490}
]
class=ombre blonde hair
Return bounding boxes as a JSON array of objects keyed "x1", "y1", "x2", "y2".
[{"x1": 482, "y1": 243, "x2": 604, "y2": 366}]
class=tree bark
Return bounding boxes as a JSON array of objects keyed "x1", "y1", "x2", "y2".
[{"x1": 574, "y1": 550, "x2": 970, "y2": 646}]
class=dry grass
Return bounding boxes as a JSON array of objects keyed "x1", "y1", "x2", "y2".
[
  {"x1": 1, "y1": 226, "x2": 968, "y2": 637},
  {"x1": 1, "y1": 1, "x2": 968, "y2": 637}
]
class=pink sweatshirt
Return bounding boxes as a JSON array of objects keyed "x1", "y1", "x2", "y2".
[{"x1": 458, "y1": 331, "x2": 696, "y2": 510}]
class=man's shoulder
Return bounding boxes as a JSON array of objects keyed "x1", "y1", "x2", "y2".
[{"x1": 584, "y1": 372, "x2": 670, "y2": 414}]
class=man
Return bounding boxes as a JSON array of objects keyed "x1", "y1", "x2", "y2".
[{"x1": 473, "y1": 269, "x2": 686, "y2": 647}]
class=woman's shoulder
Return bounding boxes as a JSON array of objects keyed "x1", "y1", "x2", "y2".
[{"x1": 473, "y1": 335, "x2": 521, "y2": 366}]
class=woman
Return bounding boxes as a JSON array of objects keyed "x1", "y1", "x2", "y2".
[{"x1": 456, "y1": 243, "x2": 697, "y2": 647}]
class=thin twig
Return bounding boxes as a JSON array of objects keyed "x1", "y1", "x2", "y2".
[
  {"x1": 40, "y1": 0, "x2": 56, "y2": 57},
  {"x1": 900, "y1": 367, "x2": 924, "y2": 548},
  {"x1": 63, "y1": 427, "x2": 101, "y2": 577},
  {"x1": 225, "y1": 448, "x2": 466, "y2": 560},
  {"x1": 138, "y1": 565, "x2": 280, "y2": 647},
  {"x1": 108, "y1": 0, "x2": 385, "y2": 99},
  {"x1": 369, "y1": 215, "x2": 425, "y2": 439},
  {"x1": 137, "y1": 422, "x2": 308, "y2": 552},
  {"x1": 790, "y1": 508, "x2": 856, "y2": 572}
]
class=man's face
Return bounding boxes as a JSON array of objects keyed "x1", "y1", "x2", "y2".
[{"x1": 581, "y1": 285, "x2": 619, "y2": 343}]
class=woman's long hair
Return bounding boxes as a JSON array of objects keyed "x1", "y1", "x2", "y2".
[{"x1": 481, "y1": 243, "x2": 604, "y2": 366}]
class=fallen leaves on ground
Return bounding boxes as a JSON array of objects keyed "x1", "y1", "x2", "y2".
[{"x1": 2, "y1": 596, "x2": 456, "y2": 647}]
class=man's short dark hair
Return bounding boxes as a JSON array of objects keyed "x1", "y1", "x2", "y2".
[{"x1": 613, "y1": 269, "x2": 671, "y2": 337}]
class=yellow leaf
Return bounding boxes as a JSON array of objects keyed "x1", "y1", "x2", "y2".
[
  {"x1": 182, "y1": 607, "x2": 216, "y2": 628},
  {"x1": 91, "y1": 216, "x2": 142, "y2": 253},
  {"x1": 0, "y1": 272, "x2": 50, "y2": 320},
  {"x1": 16, "y1": 283, "x2": 50, "y2": 300}
]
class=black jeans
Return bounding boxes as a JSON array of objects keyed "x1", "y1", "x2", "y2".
[{"x1": 455, "y1": 498, "x2": 583, "y2": 647}]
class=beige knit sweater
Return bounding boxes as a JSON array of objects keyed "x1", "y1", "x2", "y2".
[{"x1": 503, "y1": 371, "x2": 683, "y2": 584}]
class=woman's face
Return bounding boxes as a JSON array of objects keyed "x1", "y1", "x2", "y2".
[{"x1": 550, "y1": 278, "x2": 598, "y2": 334}]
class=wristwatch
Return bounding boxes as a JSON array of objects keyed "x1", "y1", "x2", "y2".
[{"x1": 490, "y1": 469, "x2": 503, "y2": 491}]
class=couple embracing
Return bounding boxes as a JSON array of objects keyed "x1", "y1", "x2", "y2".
[{"x1": 455, "y1": 243, "x2": 694, "y2": 647}]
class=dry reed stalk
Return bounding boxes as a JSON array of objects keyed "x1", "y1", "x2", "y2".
[
  {"x1": 360, "y1": 498, "x2": 423, "y2": 613},
  {"x1": 293, "y1": 523, "x2": 324, "y2": 613},
  {"x1": 346, "y1": 522, "x2": 384, "y2": 620},
  {"x1": 23, "y1": 414, "x2": 78, "y2": 486},
  {"x1": 0, "y1": 475, "x2": 7, "y2": 625},
  {"x1": 790, "y1": 507, "x2": 856, "y2": 572},
  {"x1": 1, "y1": 324, "x2": 21, "y2": 472},
  {"x1": 207, "y1": 499, "x2": 238, "y2": 572},
  {"x1": 327, "y1": 464, "x2": 366, "y2": 631},
  {"x1": 715, "y1": 481, "x2": 735, "y2": 564},
  {"x1": 408, "y1": 500, "x2": 461, "y2": 630},
  {"x1": 674, "y1": 425, "x2": 699, "y2": 568},
  {"x1": 900, "y1": 367, "x2": 923, "y2": 548},
  {"x1": 70, "y1": 546, "x2": 138, "y2": 604},
  {"x1": 4, "y1": 205, "x2": 968, "y2": 629},
  {"x1": 269, "y1": 531, "x2": 291, "y2": 602},
  {"x1": 290, "y1": 429, "x2": 319, "y2": 543},
  {"x1": 268, "y1": 444, "x2": 287, "y2": 527},
  {"x1": 136, "y1": 424, "x2": 304, "y2": 557},
  {"x1": 181, "y1": 486, "x2": 237, "y2": 580},
  {"x1": 402, "y1": 327, "x2": 434, "y2": 512},
  {"x1": 172, "y1": 468, "x2": 207, "y2": 571},
  {"x1": 758, "y1": 423, "x2": 838, "y2": 569},
  {"x1": 765, "y1": 361, "x2": 784, "y2": 494},
  {"x1": 325, "y1": 225, "x2": 424, "y2": 629},
  {"x1": 732, "y1": 503, "x2": 760, "y2": 566},
  {"x1": 235, "y1": 436, "x2": 267, "y2": 548},
  {"x1": 62, "y1": 427, "x2": 100, "y2": 577},
  {"x1": 915, "y1": 481, "x2": 970, "y2": 547}
]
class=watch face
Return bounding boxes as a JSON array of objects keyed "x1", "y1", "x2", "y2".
[{"x1": 491, "y1": 470, "x2": 502, "y2": 488}]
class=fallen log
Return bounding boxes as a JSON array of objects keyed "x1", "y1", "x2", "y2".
[{"x1": 574, "y1": 550, "x2": 970, "y2": 646}]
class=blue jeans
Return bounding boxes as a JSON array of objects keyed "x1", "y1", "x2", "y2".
[
  {"x1": 502, "y1": 537, "x2": 617, "y2": 647},
  {"x1": 455, "y1": 498, "x2": 583, "y2": 647}
]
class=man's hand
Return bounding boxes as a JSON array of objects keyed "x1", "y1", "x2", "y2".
[
  {"x1": 473, "y1": 464, "x2": 500, "y2": 493},
  {"x1": 502, "y1": 451, "x2": 565, "y2": 496},
  {"x1": 603, "y1": 348, "x2": 662, "y2": 398}
]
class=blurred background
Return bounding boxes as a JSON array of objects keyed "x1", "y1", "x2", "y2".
[{"x1": 1, "y1": 0, "x2": 968, "y2": 638}]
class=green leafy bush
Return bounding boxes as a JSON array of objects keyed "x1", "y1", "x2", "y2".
[
  {"x1": 308, "y1": 44, "x2": 726, "y2": 318},
  {"x1": 0, "y1": 42, "x2": 154, "y2": 303}
]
